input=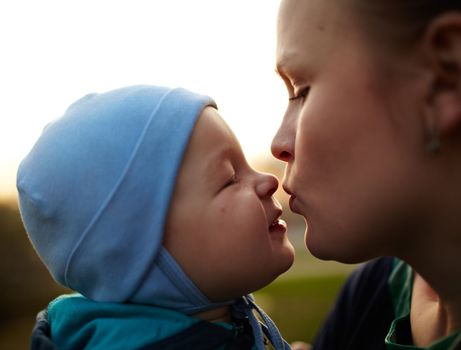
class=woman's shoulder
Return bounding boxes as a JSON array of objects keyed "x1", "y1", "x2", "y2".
[{"x1": 312, "y1": 257, "x2": 396, "y2": 350}]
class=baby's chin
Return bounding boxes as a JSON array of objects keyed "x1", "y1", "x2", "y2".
[
  {"x1": 277, "y1": 240, "x2": 296, "y2": 272},
  {"x1": 202, "y1": 253, "x2": 296, "y2": 302},
  {"x1": 273, "y1": 255, "x2": 296, "y2": 281},
  {"x1": 256, "y1": 256, "x2": 296, "y2": 291}
]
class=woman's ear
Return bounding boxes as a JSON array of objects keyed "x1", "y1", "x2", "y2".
[{"x1": 422, "y1": 13, "x2": 461, "y2": 136}]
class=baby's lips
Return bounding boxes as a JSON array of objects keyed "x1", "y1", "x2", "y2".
[{"x1": 268, "y1": 207, "x2": 283, "y2": 228}]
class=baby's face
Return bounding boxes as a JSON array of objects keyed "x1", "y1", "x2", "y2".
[{"x1": 163, "y1": 107, "x2": 295, "y2": 301}]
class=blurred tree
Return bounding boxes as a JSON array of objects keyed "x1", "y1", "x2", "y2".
[{"x1": 0, "y1": 201, "x2": 67, "y2": 324}]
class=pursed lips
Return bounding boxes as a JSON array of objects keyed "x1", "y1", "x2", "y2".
[
  {"x1": 283, "y1": 184, "x2": 302, "y2": 215},
  {"x1": 288, "y1": 196, "x2": 302, "y2": 215}
]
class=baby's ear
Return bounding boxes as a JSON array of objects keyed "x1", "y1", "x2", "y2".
[{"x1": 423, "y1": 13, "x2": 461, "y2": 135}]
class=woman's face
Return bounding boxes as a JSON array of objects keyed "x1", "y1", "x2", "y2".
[{"x1": 272, "y1": 0, "x2": 432, "y2": 263}]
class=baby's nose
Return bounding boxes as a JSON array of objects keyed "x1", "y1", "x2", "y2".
[{"x1": 256, "y1": 173, "x2": 279, "y2": 198}]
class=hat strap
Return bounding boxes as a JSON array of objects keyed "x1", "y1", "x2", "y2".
[{"x1": 233, "y1": 294, "x2": 291, "y2": 350}]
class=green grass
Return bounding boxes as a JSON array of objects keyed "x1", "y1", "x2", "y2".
[{"x1": 254, "y1": 274, "x2": 348, "y2": 344}]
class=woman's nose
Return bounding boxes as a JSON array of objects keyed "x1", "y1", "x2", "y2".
[
  {"x1": 256, "y1": 172, "x2": 279, "y2": 198},
  {"x1": 271, "y1": 108, "x2": 296, "y2": 162}
]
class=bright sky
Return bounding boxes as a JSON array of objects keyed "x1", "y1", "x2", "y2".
[{"x1": 0, "y1": 0, "x2": 288, "y2": 199}]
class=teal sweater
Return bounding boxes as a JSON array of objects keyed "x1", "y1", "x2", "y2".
[{"x1": 47, "y1": 294, "x2": 255, "y2": 350}]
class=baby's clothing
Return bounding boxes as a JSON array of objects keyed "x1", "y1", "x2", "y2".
[{"x1": 31, "y1": 294, "x2": 256, "y2": 350}]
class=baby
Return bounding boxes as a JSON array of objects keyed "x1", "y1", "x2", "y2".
[{"x1": 17, "y1": 85, "x2": 295, "y2": 350}]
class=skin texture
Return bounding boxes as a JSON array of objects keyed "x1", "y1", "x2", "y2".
[
  {"x1": 163, "y1": 107, "x2": 295, "y2": 308},
  {"x1": 272, "y1": 0, "x2": 461, "y2": 345}
]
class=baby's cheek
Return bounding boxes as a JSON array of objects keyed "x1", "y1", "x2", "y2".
[
  {"x1": 216, "y1": 191, "x2": 267, "y2": 230},
  {"x1": 238, "y1": 204, "x2": 268, "y2": 232}
]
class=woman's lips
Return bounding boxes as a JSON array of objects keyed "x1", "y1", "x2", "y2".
[
  {"x1": 283, "y1": 184, "x2": 301, "y2": 214},
  {"x1": 289, "y1": 195, "x2": 302, "y2": 214}
]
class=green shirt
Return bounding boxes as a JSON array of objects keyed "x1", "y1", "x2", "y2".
[{"x1": 385, "y1": 259, "x2": 461, "y2": 350}]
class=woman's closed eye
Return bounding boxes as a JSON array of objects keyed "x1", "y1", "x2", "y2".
[
  {"x1": 289, "y1": 87, "x2": 310, "y2": 102},
  {"x1": 223, "y1": 173, "x2": 238, "y2": 189}
]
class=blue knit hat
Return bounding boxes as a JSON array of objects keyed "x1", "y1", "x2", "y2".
[{"x1": 17, "y1": 85, "x2": 225, "y2": 312}]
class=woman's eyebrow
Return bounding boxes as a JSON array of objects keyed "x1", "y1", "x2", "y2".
[
  {"x1": 275, "y1": 56, "x2": 293, "y2": 78},
  {"x1": 275, "y1": 62, "x2": 293, "y2": 88},
  {"x1": 275, "y1": 64, "x2": 285, "y2": 78}
]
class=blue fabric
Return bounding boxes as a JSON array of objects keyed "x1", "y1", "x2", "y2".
[
  {"x1": 17, "y1": 85, "x2": 216, "y2": 308},
  {"x1": 132, "y1": 247, "x2": 232, "y2": 314},
  {"x1": 31, "y1": 298, "x2": 257, "y2": 350},
  {"x1": 233, "y1": 295, "x2": 291, "y2": 350},
  {"x1": 31, "y1": 310, "x2": 59, "y2": 350},
  {"x1": 48, "y1": 294, "x2": 201, "y2": 350}
]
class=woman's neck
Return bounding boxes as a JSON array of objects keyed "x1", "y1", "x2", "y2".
[
  {"x1": 410, "y1": 272, "x2": 461, "y2": 346},
  {"x1": 193, "y1": 306, "x2": 232, "y2": 323},
  {"x1": 406, "y1": 223, "x2": 461, "y2": 347}
]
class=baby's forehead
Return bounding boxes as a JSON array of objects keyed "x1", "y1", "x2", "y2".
[
  {"x1": 189, "y1": 107, "x2": 236, "y2": 150},
  {"x1": 178, "y1": 107, "x2": 243, "y2": 179}
]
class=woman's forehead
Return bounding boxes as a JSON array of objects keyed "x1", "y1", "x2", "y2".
[
  {"x1": 277, "y1": 0, "x2": 348, "y2": 30},
  {"x1": 276, "y1": 0, "x2": 359, "y2": 75}
]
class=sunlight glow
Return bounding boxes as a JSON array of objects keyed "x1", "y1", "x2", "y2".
[{"x1": 0, "y1": 0, "x2": 287, "y2": 198}]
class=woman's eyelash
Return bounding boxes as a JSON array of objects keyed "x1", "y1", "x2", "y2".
[
  {"x1": 289, "y1": 87, "x2": 310, "y2": 101},
  {"x1": 224, "y1": 174, "x2": 238, "y2": 188}
]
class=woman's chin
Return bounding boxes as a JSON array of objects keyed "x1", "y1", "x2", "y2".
[
  {"x1": 306, "y1": 237, "x2": 370, "y2": 264},
  {"x1": 304, "y1": 227, "x2": 347, "y2": 262}
]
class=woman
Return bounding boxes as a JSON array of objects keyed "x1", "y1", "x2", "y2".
[{"x1": 271, "y1": 1, "x2": 461, "y2": 349}]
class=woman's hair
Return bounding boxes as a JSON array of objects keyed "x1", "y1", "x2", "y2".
[{"x1": 351, "y1": 1, "x2": 461, "y2": 50}]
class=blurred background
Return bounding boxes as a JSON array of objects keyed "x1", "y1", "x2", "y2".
[{"x1": 0, "y1": 0, "x2": 357, "y2": 348}]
